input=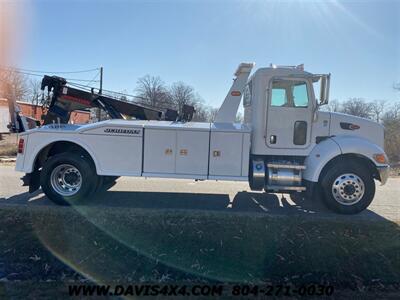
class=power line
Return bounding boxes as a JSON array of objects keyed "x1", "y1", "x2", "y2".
[
  {"x1": 83, "y1": 70, "x2": 101, "y2": 87},
  {"x1": 0, "y1": 66, "x2": 100, "y2": 82},
  {"x1": 1, "y1": 66, "x2": 142, "y2": 101},
  {"x1": 100, "y1": 88, "x2": 148, "y2": 102},
  {"x1": 68, "y1": 81, "x2": 133, "y2": 97},
  {"x1": 1, "y1": 66, "x2": 100, "y2": 74},
  {"x1": 68, "y1": 81, "x2": 98, "y2": 91}
]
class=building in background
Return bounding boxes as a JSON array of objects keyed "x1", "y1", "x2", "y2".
[
  {"x1": 0, "y1": 98, "x2": 90, "y2": 133},
  {"x1": 0, "y1": 98, "x2": 10, "y2": 133}
]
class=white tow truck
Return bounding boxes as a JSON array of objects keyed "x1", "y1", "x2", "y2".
[{"x1": 15, "y1": 63, "x2": 390, "y2": 214}]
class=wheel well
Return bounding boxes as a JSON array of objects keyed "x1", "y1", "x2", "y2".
[
  {"x1": 318, "y1": 153, "x2": 379, "y2": 183},
  {"x1": 34, "y1": 141, "x2": 96, "y2": 172}
]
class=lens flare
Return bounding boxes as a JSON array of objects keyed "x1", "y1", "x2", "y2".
[
  {"x1": 0, "y1": 1, "x2": 24, "y2": 66},
  {"x1": 239, "y1": 0, "x2": 382, "y2": 40}
]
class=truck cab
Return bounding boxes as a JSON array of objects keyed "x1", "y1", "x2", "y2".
[
  {"x1": 15, "y1": 63, "x2": 390, "y2": 214},
  {"x1": 236, "y1": 64, "x2": 388, "y2": 213}
]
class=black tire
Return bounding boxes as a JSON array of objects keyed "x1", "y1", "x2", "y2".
[
  {"x1": 40, "y1": 152, "x2": 99, "y2": 205},
  {"x1": 320, "y1": 161, "x2": 375, "y2": 214}
]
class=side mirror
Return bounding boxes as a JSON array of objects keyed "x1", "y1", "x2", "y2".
[{"x1": 319, "y1": 74, "x2": 330, "y2": 106}]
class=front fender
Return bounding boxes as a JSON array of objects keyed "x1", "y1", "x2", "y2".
[
  {"x1": 331, "y1": 135, "x2": 388, "y2": 166},
  {"x1": 303, "y1": 135, "x2": 389, "y2": 183},
  {"x1": 303, "y1": 138, "x2": 341, "y2": 182}
]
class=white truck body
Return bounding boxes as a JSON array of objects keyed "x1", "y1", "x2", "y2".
[
  {"x1": 16, "y1": 120, "x2": 251, "y2": 181},
  {"x1": 15, "y1": 63, "x2": 390, "y2": 214}
]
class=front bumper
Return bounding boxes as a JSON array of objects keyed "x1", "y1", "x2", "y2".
[{"x1": 377, "y1": 165, "x2": 390, "y2": 185}]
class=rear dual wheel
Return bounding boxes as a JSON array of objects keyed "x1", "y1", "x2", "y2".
[{"x1": 41, "y1": 153, "x2": 99, "y2": 205}]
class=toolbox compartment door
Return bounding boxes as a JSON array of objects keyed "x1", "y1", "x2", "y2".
[
  {"x1": 176, "y1": 130, "x2": 209, "y2": 175},
  {"x1": 143, "y1": 129, "x2": 176, "y2": 174},
  {"x1": 208, "y1": 123, "x2": 250, "y2": 178},
  {"x1": 209, "y1": 132, "x2": 245, "y2": 177}
]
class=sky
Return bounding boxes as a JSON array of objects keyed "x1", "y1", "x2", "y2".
[{"x1": 3, "y1": 0, "x2": 400, "y2": 107}]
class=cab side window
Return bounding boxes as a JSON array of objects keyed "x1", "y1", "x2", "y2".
[
  {"x1": 292, "y1": 83, "x2": 309, "y2": 107},
  {"x1": 271, "y1": 88, "x2": 287, "y2": 106},
  {"x1": 270, "y1": 79, "x2": 309, "y2": 108}
]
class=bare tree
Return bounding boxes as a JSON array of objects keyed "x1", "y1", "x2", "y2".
[
  {"x1": 191, "y1": 105, "x2": 208, "y2": 122},
  {"x1": 134, "y1": 75, "x2": 217, "y2": 122},
  {"x1": 324, "y1": 99, "x2": 342, "y2": 112},
  {"x1": 341, "y1": 98, "x2": 373, "y2": 119},
  {"x1": 190, "y1": 105, "x2": 218, "y2": 122},
  {"x1": 382, "y1": 102, "x2": 400, "y2": 162},
  {"x1": 135, "y1": 75, "x2": 170, "y2": 108},
  {"x1": 27, "y1": 79, "x2": 43, "y2": 106},
  {"x1": 208, "y1": 107, "x2": 219, "y2": 122},
  {"x1": 370, "y1": 99, "x2": 386, "y2": 123},
  {"x1": 169, "y1": 81, "x2": 197, "y2": 113},
  {"x1": 382, "y1": 102, "x2": 400, "y2": 121},
  {"x1": 192, "y1": 106, "x2": 218, "y2": 122},
  {"x1": 0, "y1": 69, "x2": 28, "y2": 101}
]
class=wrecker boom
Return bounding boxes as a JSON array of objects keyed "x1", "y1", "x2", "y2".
[{"x1": 40, "y1": 75, "x2": 179, "y2": 125}]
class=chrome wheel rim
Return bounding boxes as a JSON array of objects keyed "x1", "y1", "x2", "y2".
[
  {"x1": 332, "y1": 173, "x2": 365, "y2": 205},
  {"x1": 50, "y1": 164, "x2": 82, "y2": 196}
]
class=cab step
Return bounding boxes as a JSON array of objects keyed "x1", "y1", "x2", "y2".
[
  {"x1": 266, "y1": 185, "x2": 306, "y2": 192},
  {"x1": 267, "y1": 163, "x2": 306, "y2": 170}
]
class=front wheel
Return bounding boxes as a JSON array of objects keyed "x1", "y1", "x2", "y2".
[
  {"x1": 320, "y1": 161, "x2": 375, "y2": 214},
  {"x1": 40, "y1": 152, "x2": 99, "y2": 205}
]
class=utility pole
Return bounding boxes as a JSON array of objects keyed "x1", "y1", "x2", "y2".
[
  {"x1": 96, "y1": 66, "x2": 103, "y2": 121},
  {"x1": 99, "y1": 66, "x2": 103, "y2": 94}
]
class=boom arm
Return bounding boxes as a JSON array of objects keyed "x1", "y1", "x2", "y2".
[
  {"x1": 214, "y1": 62, "x2": 255, "y2": 123},
  {"x1": 40, "y1": 75, "x2": 170, "y2": 125}
]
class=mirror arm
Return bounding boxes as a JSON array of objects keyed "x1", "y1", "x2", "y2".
[{"x1": 325, "y1": 73, "x2": 331, "y2": 104}]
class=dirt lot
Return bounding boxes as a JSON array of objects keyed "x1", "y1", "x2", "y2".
[{"x1": 0, "y1": 133, "x2": 17, "y2": 157}]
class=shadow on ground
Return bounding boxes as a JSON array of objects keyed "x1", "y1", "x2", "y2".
[{"x1": 0, "y1": 187, "x2": 388, "y2": 220}]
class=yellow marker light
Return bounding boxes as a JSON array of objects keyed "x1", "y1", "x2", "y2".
[{"x1": 373, "y1": 154, "x2": 387, "y2": 164}]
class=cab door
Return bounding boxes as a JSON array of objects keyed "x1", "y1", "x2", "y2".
[{"x1": 265, "y1": 77, "x2": 314, "y2": 149}]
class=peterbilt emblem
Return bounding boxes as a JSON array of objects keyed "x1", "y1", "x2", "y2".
[{"x1": 104, "y1": 128, "x2": 141, "y2": 134}]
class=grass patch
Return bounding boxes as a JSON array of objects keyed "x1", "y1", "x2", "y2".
[{"x1": 0, "y1": 205, "x2": 399, "y2": 296}]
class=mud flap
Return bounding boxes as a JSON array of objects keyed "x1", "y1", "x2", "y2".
[{"x1": 304, "y1": 180, "x2": 322, "y2": 201}]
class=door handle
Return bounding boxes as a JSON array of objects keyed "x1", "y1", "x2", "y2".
[{"x1": 270, "y1": 135, "x2": 277, "y2": 144}]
